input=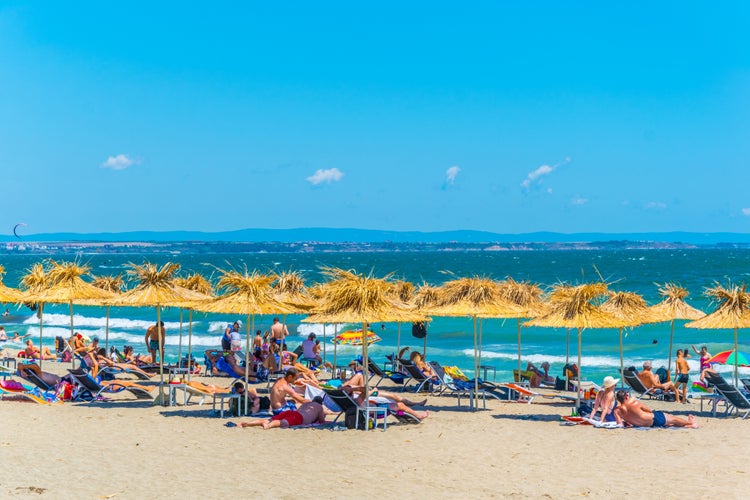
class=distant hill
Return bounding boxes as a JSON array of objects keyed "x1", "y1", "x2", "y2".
[{"x1": 5, "y1": 228, "x2": 750, "y2": 245}]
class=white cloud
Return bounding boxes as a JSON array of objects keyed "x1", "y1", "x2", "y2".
[
  {"x1": 742, "y1": 208, "x2": 750, "y2": 216},
  {"x1": 520, "y1": 157, "x2": 570, "y2": 190},
  {"x1": 445, "y1": 166, "x2": 461, "y2": 184},
  {"x1": 306, "y1": 168, "x2": 344, "y2": 185},
  {"x1": 571, "y1": 197, "x2": 588, "y2": 206},
  {"x1": 645, "y1": 201, "x2": 667, "y2": 210},
  {"x1": 101, "y1": 154, "x2": 139, "y2": 170}
]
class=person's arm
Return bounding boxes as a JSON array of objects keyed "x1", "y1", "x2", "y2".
[
  {"x1": 285, "y1": 386, "x2": 308, "y2": 404},
  {"x1": 691, "y1": 345, "x2": 700, "y2": 355},
  {"x1": 613, "y1": 407, "x2": 624, "y2": 426}
]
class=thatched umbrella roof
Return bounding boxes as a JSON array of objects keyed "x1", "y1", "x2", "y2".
[
  {"x1": 22, "y1": 261, "x2": 115, "y2": 304},
  {"x1": 271, "y1": 269, "x2": 316, "y2": 313},
  {"x1": 0, "y1": 265, "x2": 23, "y2": 303},
  {"x1": 195, "y1": 270, "x2": 294, "y2": 316},
  {"x1": 174, "y1": 273, "x2": 213, "y2": 296},
  {"x1": 600, "y1": 290, "x2": 653, "y2": 381},
  {"x1": 686, "y1": 283, "x2": 750, "y2": 384},
  {"x1": 420, "y1": 277, "x2": 521, "y2": 318},
  {"x1": 525, "y1": 282, "x2": 625, "y2": 329},
  {"x1": 686, "y1": 283, "x2": 750, "y2": 330},
  {"x1": 20, "y1": 262, "x2": 50, "y2": 295},
  {"x1": 91, "y1": 275, "x2": 125, "y2": 294},
  {"x1": 649, "y1": 283, "x2": 705, "y2": 322},
  {"x1": 112, "y1": 262, "x2": 204, "y2": 307}
]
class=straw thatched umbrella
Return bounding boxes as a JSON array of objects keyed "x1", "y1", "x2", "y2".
[
  {"x1": 174, "y1": 273, "x2": 214, "y2": 381},
  {"x1": 22, "y1": 261, "x2": 115, "y2": 369},
  {"x1": 195, "y1": 269, "x2": 295, "y2": 413},
  {"x1": 306, "y1": 267, "x2": 426, "y2": 412},
  {"x1": 0, "y1": 265, "x2": 23, "y2": 303},
  {"x1": 420, "y1": 276, "x2": 521, "y2": 405},
  {"x1": 600, "y1": 291, "x2": 653, "y2": 385},
  {"x1": 271, "y1": 269, "x2": 319, "y2": 359},
  {"x1": 525, "y1": 282, "x2": 627, "y2": 407},
  {"x1": 648, "y1": 283, "x2": 705, "y2": 373},
  {"x1": 20, "y1": 263, "x2": 49, "y2": 367},
  {"x1": 685, "y1": 283, "x2": 750, "y2": 385},
  {"x1": 89, "y1": 274, "x2": 124, "y2": 353},
  {"x1": 495, "y1": 278, "x2": 547, "y2": 378},
  {"x1": 112, "y1": 262, "x2": 202, "y2": 404}
]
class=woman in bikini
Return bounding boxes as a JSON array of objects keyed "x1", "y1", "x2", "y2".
[{"x1": 691, "y1": 345, "x2": 716, "y2": 382}]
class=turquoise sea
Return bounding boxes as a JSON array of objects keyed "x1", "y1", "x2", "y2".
[{"x1": 2, "y1": 249, "x2": 750, "y2": 383}]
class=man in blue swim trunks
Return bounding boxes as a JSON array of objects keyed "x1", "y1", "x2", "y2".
[
  {"x1": 144, "y1": 321, "x2": 165, "y2": 363},
  {"x1": 614, "y1": 390, "x2": 698, "y2": 428}
]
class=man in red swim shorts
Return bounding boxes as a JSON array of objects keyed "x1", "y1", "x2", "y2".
[{"x1": 240, "y1": 397, "x2": 327, "y2": 430}]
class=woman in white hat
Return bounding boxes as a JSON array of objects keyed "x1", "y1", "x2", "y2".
[{"x1": 588, "y1": 375, "x2": 620, "y2": 423}]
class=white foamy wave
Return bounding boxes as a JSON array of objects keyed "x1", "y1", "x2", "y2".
[
  {"x1": 296, "y1": 323, "x2": 351, "y2": 338},
  {"x1": 24, "y1": 313, "x2": 184, "y2": 331}
]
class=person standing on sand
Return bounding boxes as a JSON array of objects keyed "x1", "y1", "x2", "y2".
[
  {"x1": 674, "y1": 349, "x2": 690, "y2": 403},
  {"x1": 145, "y1": 321, "x2": 165, "y2": 363},
  {"x1": 614, "y1": 390, "x2": 697, "y2": 428},
  {"x1": 269, "y1": 317, "x2": 289, "y2": 346}
]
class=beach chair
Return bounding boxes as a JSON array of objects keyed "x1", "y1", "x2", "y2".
[
  {"x1": 67, "y1": 368, "x2": 155, "y2": 401},
  {"x1": 429, "y1": 361, "x2": 508, "y2": 407},
  {"x1": 739, "y1": 378, "x2": 750, "y2": 396},
  {"x1": 0, "y1": 379, "x2": 62, "y2": 405},
  {"x1": 621, "y1": 368, "x2": 666, "y2": 400},
  {"x1": 704, "y1": 372, "x2": 750, "y2": 419},
  {"x1": 322, "y1": 388, "x2": 417, "y2": 430},
  {"x1": 366, "y1": 361, "x2": 408, "y2": 388},
  {"x1": 17, "y1": 364, "x2": 60, "y2": 392},
  {"x1": 399, "y1": 360, "x2": 441, "y2": 394}
]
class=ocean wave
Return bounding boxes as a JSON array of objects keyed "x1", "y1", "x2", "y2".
[{"x1": 23, "y1": 313, "x2": 185, "y2": 331}]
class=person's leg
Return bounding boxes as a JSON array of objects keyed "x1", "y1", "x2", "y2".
[
  {"x1": 389, "y1": 402, "x2": 428, "y2": 420},
  {"x1": 664, "y1": 413, "x2": 698, "y2": 428},
  {"x1": 240, "y1": 419, "x2": 267, "y2": 428},
  {"x1": 377, "y1": 391, "x2": 427, "y2": 407},
  {"x1": 262, "y1": 419, "x2": 284, "y2": 430}
]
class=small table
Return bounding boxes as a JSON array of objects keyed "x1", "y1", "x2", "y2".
[
  {"x1": 479, "y1": 365, "x2": 496, "y2": 382},
  {"x1": 167, "y1": 367, "x2": 189, "y2": 382},
  {"x1": 167, "y1": 383, "x2": 188, "y2": 406},
  {"x1": 362, "y1": 405, "x2": 389, "y2": 430},
  {"x1": 1, "y1": 357, "x2": 17, "y2": 370},
  {"x1": 457, "y1": 389, "x2": 487, "y2": 410},
  {"x1": 213, "y1": 393, "x2": 241, "y2": 418}
]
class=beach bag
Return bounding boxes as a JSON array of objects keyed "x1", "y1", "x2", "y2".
[
  {"x1": 655, "y1": 367, "x2": 668, "y2": 383},
  {"x1": 55, "y1": 380, "x2": 73, "y2": 401},
  {"x1": 411, "y1": 322, "x2": 427, "y2": 339},
  {"x1": 554, "y1": 376, "x2": 567, "y2": 391},
  {"x1": 344, "y1": 408, "x2": 367, "y2": 430}
]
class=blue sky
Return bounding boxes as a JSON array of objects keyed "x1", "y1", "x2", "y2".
[{"x1": 1, "y1": 1, "x2": 748, "y2": 235}]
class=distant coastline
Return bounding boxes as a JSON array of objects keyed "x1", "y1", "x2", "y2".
[{"x1": 2, "y1": 239, "x2": 750, "y2": 255}]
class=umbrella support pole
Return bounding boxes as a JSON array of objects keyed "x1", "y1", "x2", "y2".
[
  {"x1": 362, "y1": 322, "x2": 370, "y2": 428},
  {"x1": 104, "y1": 306, "x2": 110, "y2": 355},
  {"x1": 667, "y1": 319, "x2": 675, "y2": 374},
  {"x1": 322, "y1": 324, "x2": 326, "y2": 366},
  {"x1": 619, "y1": 327, "x2": 624, "y2": 388},
  {"x1": 177, "y1": 309, "x2": 184, "y2": 370},
  {"x1": 186, "y1": 310, "x2": 194, "y2": 382},
  {"x1": 245, "y1": 314, "x2": 253, "y2": 415},
  {"x1": 517, "y1": 318, "x2": 522, "y2": 380},
  {"x1": 38, "y1": 303, "x2": 45, "y2": 371},
  {"x1": 576, "y1": 327, "x2": 582, "y2": 410},
  {"x1": 155, "y1": 307, "x2": 166, "y2": 407},
  {"x1": 473, "y1": 316, "x2": 479, "y2": 410}
]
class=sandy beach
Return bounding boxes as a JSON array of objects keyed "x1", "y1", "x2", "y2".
[{"x1": 1, "y1": 360, "x2": 748, "y2": 500}]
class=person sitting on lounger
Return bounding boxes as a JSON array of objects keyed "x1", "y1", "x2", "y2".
[
  {"x1": 638, "y1": 360, "x2": 682, "y2": 403},
  {"x1": 341, "y1": 384, "x2": 429, "y2": 421},
  {"x1": 24, "y1": 339, "x2": 56, "y2": 360},
  {"x1": 17, "y1": 363, "x2": 62, "y2": 388},
  {"x1": 526, "y1": 361, "x2": 554, "y2": 388},
  {"x1": 270, "y1": 368, "x2": 309, "y2": 414},
  {"x1": 89, "y1": 348, "x2": 154, "y2": 379},
  {"x1": 409, "y1": 351, "x2": 436, "y2": 378},
  {"x1": 613, "y1": 390, "x2": 697, "y2": 428},
  {"x1": 240, "y1": 396, "x2": 328, "y2": 429},
  {"x1": 204, "y1": 349, "x2": 257, "y2": 380},
  {"x1": 588, "y1": 376, "x2": 619, "y2": 423}
]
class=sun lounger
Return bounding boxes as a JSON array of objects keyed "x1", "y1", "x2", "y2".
[
  {"x1": 621, "y1": 368, "x2": 670, "y2": 401},
  {"x1": 67, "y1": 368, "x2": 155, "y2": 401},
  {"x1": 323, "y1": 387, "x2": 419, "y2": 429},
  {"x1": 17, "y1": 364, "x2": 60, "y2": 392},
  {"x1": 399, "y1": 360, "x2": 442, "y2": 394},
  {"x1": 0, "y1": 379, "x2": 61, "y2": 405},
  {"x1": 704, "y1": 372, "x2": 750, "y2": 419},
  {"x1": 366, "y1": 361, "x2": 408, "y2": 388}
]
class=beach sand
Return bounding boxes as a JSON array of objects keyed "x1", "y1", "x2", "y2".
[{"x1": 1, "y1": 362, "x2": 748, "y2": 499}]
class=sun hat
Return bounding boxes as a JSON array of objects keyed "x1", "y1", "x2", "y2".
[
  {"x1": 235, "y1": 320, "x2": 242, "y2": 327},
  {"x1": 602, "y1": 376, "x2": 620, "y2": 389}
]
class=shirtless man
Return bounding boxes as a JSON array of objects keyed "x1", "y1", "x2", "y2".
[
  {"x1": 674, "y1": 349, "x2": 690, "y2": 404},
  {"x1": 252, "y1": 330, "x2": 263, "y2": 351},
  {"x1": 240, "y1": 397, "x2": 328, "y2": 429},
  {"x1": 269, "y1": 317, "x2": 289, "y2": 345},
  {"x1": 614, "y1": 390, "x2": 697, "y2": 428},
  {"x1": 145, "y1": 321, "x2": 165, "y2": 363},
  {"x1": 269, "y1": 367, "x2": 308, "y2": 413},
  {"x1": 638, "y1": 361, "x2": 682, "y2": 403}
]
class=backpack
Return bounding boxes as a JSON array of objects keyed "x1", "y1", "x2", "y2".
[
  {"x1": 344, "y1": 408, "x2": 367, "y2": 430},
  {"x1": 411, "y1": 321, "x2": 427, "y2": 339}
]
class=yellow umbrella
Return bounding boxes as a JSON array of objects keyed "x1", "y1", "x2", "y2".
[
  {"x1": 22, "y1": 261, "x2": 115, "y2": 369},
  {"x1": 600, "y1": 291, "x2": 654, "y2": 385},
  {"x1": 685, "y1": 283, "x2": 750, "y2": 385},
  {"x1": 648, "y1": 283, "x2": 705, "y2": 373},
  {"x1": 420, "y1": 276, "x2": 521, "y2": 406},
  {"x1": 194, "y1": 269, "x2": 295, "y2": 414},
  {"x1": 111, "y1": 262, "x2": 202, "y2": 405},
  {"x1": 526, "y1": 282, "x2": 627, "y2": 407},
  {"x1": 306, "y1": 267, "x2": 426, "y2": 412}
]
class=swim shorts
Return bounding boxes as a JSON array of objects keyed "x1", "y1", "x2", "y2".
[
  {"x1": 651, "y1": 410, "x2": 667, "y2": 427},
  {"x1": 271, "y1": 410, "x2": 304, "y2": 427},
  {"x1": 149, "y1": 340, "x2": 160, "y2": 351},
  {"x1": 677, "y1": 374, "x2": 689, "y2": 384}
]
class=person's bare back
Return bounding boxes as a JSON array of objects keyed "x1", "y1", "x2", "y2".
[{"x1": 296, "y1": 401, "x2": 326, "y2": 425}]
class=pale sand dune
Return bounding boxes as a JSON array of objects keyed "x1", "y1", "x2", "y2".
[{"x1": 1, "y1": 362, "x2": 748, "y2": 499}]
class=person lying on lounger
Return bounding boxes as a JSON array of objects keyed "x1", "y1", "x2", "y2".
[
  {"x1": 410, "y1": 351, "x2": 436, "y2": 378},
  {"x1": 89, "y1": 348, "x2": 155, "y2": 379},
  {"x1": 17, "y1": 363, "x2": 62, "y2": 387},
  {"x1": 613, "y1": 390, "x2": 697, "y2": 428},
  {"x1": 24, "y1": 339, "x2": 56, "y2": 360},
  {"x1": 204, "y1": 350, "x2": 257, "y2": 380},
  {"x1": 340, "y1": 384, "x2": 429, "y2": 421},
  {"x1": 240, "y1": 397, "x2": 328, "y2": 429},
  {"x1": 526, "y1": 361, "x2": 554, "y2": 388},
  {"x1": 638, "y1": 361, "x2": 682, "y2": 403}
]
